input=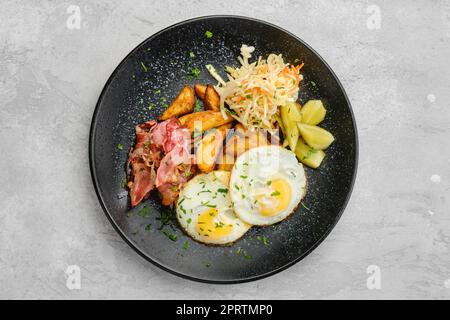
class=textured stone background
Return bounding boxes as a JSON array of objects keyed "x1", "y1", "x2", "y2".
[{"x1": 1, "y1": 0, "x2": 449, "y2": 299}]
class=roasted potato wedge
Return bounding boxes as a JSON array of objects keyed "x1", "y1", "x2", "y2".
[
  {"x1": 196, "y1": 128, "x2": 227, "y2": 173},
  {"x1": 224, "y1": 133, "x2": 247, "y2": 157},
  {"x1": 159, "y1": 85, "x2": 195, "y2": 120},
  {"x1": 216, "y1": 162, "x2": 234, "y2": 171},
  {"x1": 179, "y1": 111, "x2": 233, "y2": 133},
  {"x1": 204, "y1": 85, "x2": 220, "y2": 111},
  {"x1": 224, "y1": 127, "x2": 269, "y2": 157},
  {"x1": 194, "y1": 84, "x2": 207, "y2": 100},
  {"x1": 217, "y1": 141, "x2": 236, "y2": 171},
  {"x1": 234, "y1": 123, "x2": 246, "y2": 134},
  {"x1": 216, "y1": 122, "x2": 233, "y2": 137},
  {"x1": 246, "y1": 129, "x2": 269, "y2": 150}
]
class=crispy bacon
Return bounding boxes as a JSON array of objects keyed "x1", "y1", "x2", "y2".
[
  {"x1": 127, "y1": 120, "x2": 160, "y2": 207},
  {"x1": 155, "y1": 125, "x2": 195, "y2": 205},
  {"x1": 127, "y1": 118, "x2": 195, "y2": 207}
]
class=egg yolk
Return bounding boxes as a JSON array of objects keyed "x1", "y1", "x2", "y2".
[
  {"x1": 257, "y1": 178, "x2": 292, "y2": 216},
  {"x1": 196, "y1": 208, "x2": 233, "y2": 239}
]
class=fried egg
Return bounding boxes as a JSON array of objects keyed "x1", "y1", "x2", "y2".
[
  {"x1": 230, "y1": 146, "x2": 306, "y2": 226},
  {"x1": 176, "y1": 171, "x2": 251, "y2": 245}
]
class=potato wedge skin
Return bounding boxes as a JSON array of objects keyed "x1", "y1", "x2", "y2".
[
  {"x1": 216, "y1": 122, "x2": 233, "y2": 137},
  {"x1": 159, "y1": 85, "x2": 195, "y2": 120},
  {"x1": 196, "y1": 123, "x2": 233, "y2": 173},
  {"x1": 194, "y1": 84, "x2": 207, "y2": 100},
  {"x1": 179, "y1": 111, "x2": 233, "y2": 133},
  {"x1": 196, "y1": 129, "x2": 224, "y2": 173},
  {"x1": 224, "y1": 126, "x2": 269, "y2": 158},
  {"x1": 204, "y1": 85, "x2": 220, "y2": 111},
  {"x1": 216, "y1": 162, "x2": 234, "y2": 171}
]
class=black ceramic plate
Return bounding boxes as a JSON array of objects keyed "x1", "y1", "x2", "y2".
[{"x1": 89, "y1": 16, "x2": 358, "y2": 283}]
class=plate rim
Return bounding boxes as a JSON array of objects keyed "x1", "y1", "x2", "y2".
[{"x1": 89, "y1": 14, "x2": 359, "y2": 284}]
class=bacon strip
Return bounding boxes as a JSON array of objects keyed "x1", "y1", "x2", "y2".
[
  {"x1": 155, "y1": 125, "x2": 195, "y2": 205},
  {"x1": 127, "y1": 118, "x2": 195, "y2": 207},
  {"x1": 127, "y1": 120, "x2": 160, "y2": 207}
]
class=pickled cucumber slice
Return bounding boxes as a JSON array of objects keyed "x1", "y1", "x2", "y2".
[
  {"x1": 301, "y1": 100, "x2": 326, "y2": 125},
  {"x1": 295, "y1": 139, "x2": 325, "y2": 169},
  {"x1": 280, "y1": 104, "x2": 299, "y2": 150},
  {"x1": 286, "y1": 101, "x2": 302, "y2": 122},
  {"x1": 297, "y1": 123, "x2": 334, "y2": 150}
]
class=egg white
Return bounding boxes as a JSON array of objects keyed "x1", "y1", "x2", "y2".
[
  {"x1": 230, "y1": 145, "x2": 306, "y2": 226},
  {"x1": 176, "y1": 171, "x2": 251, "y2": 245}
]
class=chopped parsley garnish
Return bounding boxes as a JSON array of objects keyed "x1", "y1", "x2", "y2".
[
  {"x1": 154, "y1": 89, "x2": 161, "y2": 94},
  {"x1": 144, "y1": 224, "x2": 152, "y2": 231},
  {"x1": 157, "y1": 207, "x2": 174, "y2": 229},
  {"x1": 205, "y1": 30, "x2": 213, "y2": 38},
  {"x1": 215, "y1": 221, "x2": 225, "y2": 228},
  {"x1": 234, "y1": 184, "x2": 240, "y2": 191},
  {"x1": 137, "y1": 205, "x2": 151, "y2": 218},
  {"x1": 182, "y1": 241, "x2": 189, "y2": 250},
  {"x1": 271, "y1": 191, "x2": 281, "y2": 197},
  {"x1": 186, "y1": 218, "x2": 192, "y2": 224},
  {"x1": 140, "y1": 61, "x2": 148, "y2": 72},
  {"x1": 310, "y1": 81, "x2": 317, "y2": 87},
  {"x1": 187, "y1": 67, "x2": 201, "y2": 79},
  {"x1": 294, "y1": 58, "x2": 300, "y2": 63},
  {"x1": 256, "y1": 235, "x2": 270, "y2": 246},
  {"x1": 148, "y1": 103, "x2": 155, "y2": 110},
  {"x1": 266, "y1": 180, "x2": 272, "y2": 186},
  {"x1": 116, "y1": 143, "x2": 124, "y2": 150},
  {"x1": 234, "y1": 247, "x2": 252, "y2": 260},
  {"x1": 240, "y1": 175, "x2": 248, "y2": 179},
  {"x1": 217, "y1": 188, "x2": 228, "y2": 194},
  {"x1": 194, "y1": 99, "x2": 201, "y2": 112},
  {"x1": 163, "y1": 230, "x2": 177, "y2": 241},
  {"x1": 301, "y1": 202, "x2": 310, "y2": 211},
  {"x1": 189, "y1": 52, "x2": 195, "y2": 58},
  {"x1": 303, "y1": 148, "x2": 318, "y2": 160},
  {"x1": 242, "y1": 251, "x2": 252, "y2": 260}
]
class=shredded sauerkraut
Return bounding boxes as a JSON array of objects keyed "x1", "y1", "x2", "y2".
[{"x1": 209, "y1": 44, "x2": 304, "y2": 129}]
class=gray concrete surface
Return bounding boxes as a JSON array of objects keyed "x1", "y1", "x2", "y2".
[{"x1": 1, "y1": 0, "x2": 449, "y2": 300}]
